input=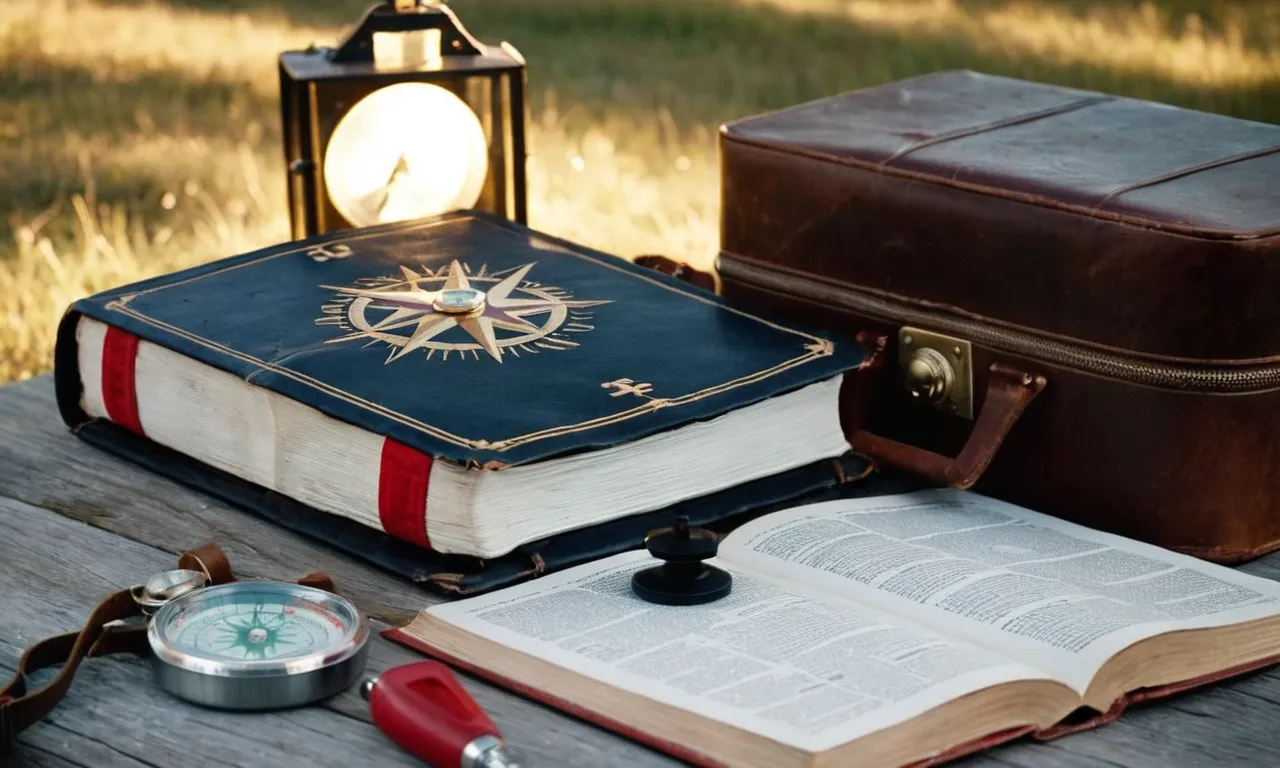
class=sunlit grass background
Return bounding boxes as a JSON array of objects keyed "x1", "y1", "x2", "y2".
[{"x1": 2, "y1": 0, "x2": 1279, "y2": 383}]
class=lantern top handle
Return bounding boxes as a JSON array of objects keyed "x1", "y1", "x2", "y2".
[{"x1": 330, "y1": 2, "x2": 486, "y2": 63}]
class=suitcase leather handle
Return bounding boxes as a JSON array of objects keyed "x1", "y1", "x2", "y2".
[
  {"x1": 849, "y1": 363, "x2": 1046, "y2": 489},
  {"x1": 628, "y1": 256, "x2": 1045, "y2": 489}
]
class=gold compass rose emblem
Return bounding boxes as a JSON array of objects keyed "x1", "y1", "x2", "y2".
[{"x1": 316, "y1": 261, "x2": 611, "y2": 363}]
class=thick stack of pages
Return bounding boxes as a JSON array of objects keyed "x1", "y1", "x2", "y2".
[{"x1": 53, "y1": 212, "x2": 867, "y2": 592}]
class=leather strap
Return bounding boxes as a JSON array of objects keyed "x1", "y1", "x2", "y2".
[
  {"x1": 849, "y1": 362, "x2": 1047, "y2": 489},
  {"x1": 0, "y1": 541, "x2": 334, "y2": 753},
  {"x1": 177, "y1": 540, "x2": 235, "y2": 584}
]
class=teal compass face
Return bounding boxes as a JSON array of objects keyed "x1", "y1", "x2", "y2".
[
  {"x1": 147, "y1": 580, "x2": 369, "y2": 710},
  {"x1": 172, "y1": 598, "x2": 338, "y2": 661},
  {"x1": 151, "y1": 582, "x2": 361, "y2": 664}
]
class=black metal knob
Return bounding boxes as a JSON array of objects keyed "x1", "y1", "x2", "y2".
[{"x1": 631, "y1": 516, "x2": 732, "y2": 605}]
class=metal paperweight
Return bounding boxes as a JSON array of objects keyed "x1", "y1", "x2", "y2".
[{"x1": 631, "y1": 516, "x2": 732, "y2": 606}]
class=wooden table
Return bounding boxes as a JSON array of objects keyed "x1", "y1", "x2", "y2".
[{"x1": 3, "y1": 374, "x2": 1279, "y2": 767}]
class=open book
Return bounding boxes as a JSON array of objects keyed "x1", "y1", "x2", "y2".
[{"x1": 388, "y1": 490, "x2": 1280, "y2": 768}]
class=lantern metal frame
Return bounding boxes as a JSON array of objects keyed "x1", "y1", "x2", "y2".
[{"x1": 278, "y1": 1, "x2": 527, "y2": 239}]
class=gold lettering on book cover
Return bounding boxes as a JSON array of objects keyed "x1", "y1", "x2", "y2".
[
  {"x1": 602, "y1": 379, "x2": 654, "y2": 398},
  {"x1": 600, "y1": 379, "x2": 672, "y2": 411},
  {"x1": 316, "y1": 260, "x2": 610, "y2": 363},
  {"x1": 307, "y1": 244, "x2": 353, "y2": 262},
  {"x1": 804, "y1": 340, "x2": 834, "y2": 356}
]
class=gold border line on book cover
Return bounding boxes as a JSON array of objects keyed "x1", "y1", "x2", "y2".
[{"x1": 102, "y1": 216, "x2": 837, "y2": 454}]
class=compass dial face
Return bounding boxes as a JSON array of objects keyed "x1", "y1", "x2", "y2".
[
  {"x1": 322, "y1": 82, "x2": 490, "y2": 228},
  {"x1": 151, "y1": 583, "x2": 363, "y2": 667}
]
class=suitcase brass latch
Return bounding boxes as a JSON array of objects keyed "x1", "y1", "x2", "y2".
[{"x1": 899, "y1": 328, "x2": 973, "y2": 420}]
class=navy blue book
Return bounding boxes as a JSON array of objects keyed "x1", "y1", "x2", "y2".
[{"x1": 54, "y1": 212, "x2": 870, "y2": 595}]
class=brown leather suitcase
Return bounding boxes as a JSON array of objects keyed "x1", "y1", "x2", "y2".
[{"x1": 712, "y1": 70, "x2": 1280, "y2": 563}]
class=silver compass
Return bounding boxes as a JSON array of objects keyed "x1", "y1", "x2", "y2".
[{"x1": 146, "y1": 580, "x2": 370, "y2": 710}]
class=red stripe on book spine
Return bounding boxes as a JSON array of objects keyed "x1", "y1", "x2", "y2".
[
  {"x1": 101, "y1": 326, "x2": 144, "y2": 435},
  {"x1": 378, "y1": 438, "x2": 433, "y2": 549}
]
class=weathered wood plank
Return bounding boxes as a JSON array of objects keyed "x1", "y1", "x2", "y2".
[
  {"x1": 1, "y1": 744, "x2": 85, "y2": 768},
  {"x1": 7, "y1": 375, "x2": 1280, "y2": 767},
  {"x1": 0, "y1": 496, "x2": 417, "y2": 767},
  {"x1": 0, "y1": 495, "x2": 679, "y2": 768},
  {"x1": 0, "y1": 376, "x2": 440, "y2": 624},
  {"x1": 0, "y1": 687, "x2": 162, "y2": 768},
  {"x1": 972, "y1": 741, "x2": 1131, "y2": 768},
  {"x1": 11, "y1": 746, "x2": 103, "y2": 768},
  {"x1": 6, "y1": 739, "x2": 126, "y2": 768},
  {"x1": 1238, "y1": 554, "x2": 1280, "y2": 583},
  {"x1": 1, "y1": 631, "x2": 417, "y2": 768}
]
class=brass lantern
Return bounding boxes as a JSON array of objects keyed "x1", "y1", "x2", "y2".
[{"x1": 278, "y1": 1, "x2": 527, "y2": 239}]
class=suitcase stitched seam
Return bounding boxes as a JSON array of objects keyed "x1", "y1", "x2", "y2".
[
  {"x1": 1096, "y1": 143, "x2": 1280, "y2": 207},
  {"x1": 718, "y1": 252, "x2": 1280, "y2": 391},
  {"x1": 879, "y1": 96, "x2": 1114, "y2": 166}
]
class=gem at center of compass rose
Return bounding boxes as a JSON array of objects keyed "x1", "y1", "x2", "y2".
[
  {"x1": 433, "y1": 287, "x2": 486, "y2": 314},
  {"x1": 318, "y1": 260, "x2": 611, "y2": 363}
]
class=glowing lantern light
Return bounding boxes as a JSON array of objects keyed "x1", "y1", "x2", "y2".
[{"x1": 278, "y1": 1, "x2": 527, "y2": 238}]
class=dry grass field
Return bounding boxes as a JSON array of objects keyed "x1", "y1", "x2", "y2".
[{"x1": 2, "y1": 0, "x2": 1279, "y2": 383}]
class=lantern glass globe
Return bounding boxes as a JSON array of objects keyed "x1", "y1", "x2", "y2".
[{"x1": 322, "y1": 82, "x2": 490, "y2": 227}]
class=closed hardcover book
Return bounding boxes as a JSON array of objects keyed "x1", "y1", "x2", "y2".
[{"x1": 53, "y1": 212, "x2": 870, "y2": 593}]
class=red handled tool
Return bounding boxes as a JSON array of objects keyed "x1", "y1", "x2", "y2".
[{"x1": 361, "y1": 661, "x2": 520, "y2": 768}]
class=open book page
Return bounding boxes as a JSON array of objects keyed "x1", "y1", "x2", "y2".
[
  {"x1": 721, "y1": 490, "x2": 1280, "y2": 694},
  {"x1": 426, "y1": 549, "x2": 1059, "y2": 754}
]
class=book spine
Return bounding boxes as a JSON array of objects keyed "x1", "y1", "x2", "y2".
[{"x1": 85, "y1": 320, "x2": 439, "y2": 553}]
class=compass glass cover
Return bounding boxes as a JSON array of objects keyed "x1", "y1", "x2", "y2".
[
  {"x1": 323, "y1": 82, "x2": 490, "y2": 228},
  {"x1": 153, "y1": 583, "x2": 360, "y2": 663}
]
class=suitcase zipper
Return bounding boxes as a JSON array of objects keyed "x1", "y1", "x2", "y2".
[{"x1": 719, "y1": 256, "x2": 1280, "y2": 394}]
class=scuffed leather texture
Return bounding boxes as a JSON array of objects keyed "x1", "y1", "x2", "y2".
[
  {"x1": 720, "y1": 276, "x2": 1280, "y2": 562},
  {"x1": 73, "y1": 418, "x2": 871, "y2": 596},
  {"x1": 719, "y1": 70, "x2": 1280, "y2": 361},
  {"x1": 715, "y1": 70, "x2": 1280, "y2": 561},
  {"x1": 724, "y1": 69, "x2": 1280, "y2": 236},
  {"x1": 60, "y1": 211, "x2": 863, "y2": 468},
  {"x1": 653, "y1": 262, "x2": 1280, "y2": 560}
]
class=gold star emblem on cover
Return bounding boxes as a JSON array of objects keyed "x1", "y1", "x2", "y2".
[{"x1": 316, "y1": 261, "x2": 611, "y2": 363}]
